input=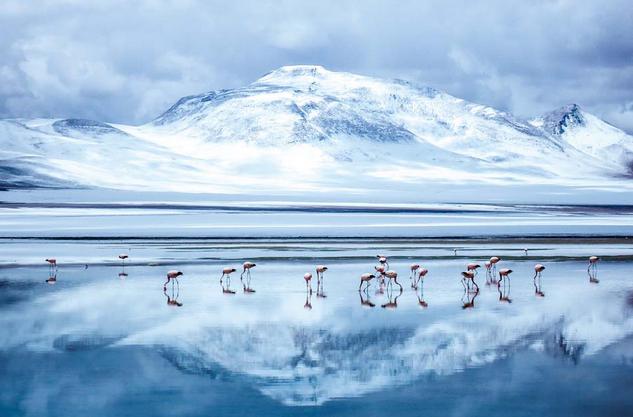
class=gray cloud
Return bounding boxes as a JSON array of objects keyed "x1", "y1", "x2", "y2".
[{"x1": 0, "y1": 0, "x2": 631, "y2": 132}]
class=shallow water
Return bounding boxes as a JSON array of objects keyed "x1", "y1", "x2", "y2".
[{"x1": 1, "y1": 238, "x2": 632, "y2": 416}]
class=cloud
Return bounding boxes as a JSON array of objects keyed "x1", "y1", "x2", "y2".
[{"x1": 0, "y1": 0, "x2": 631, "y2": 132}]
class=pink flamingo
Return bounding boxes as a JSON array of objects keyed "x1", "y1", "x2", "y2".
[
  {"x1": 409, "y1": 264, "x2": 420, "y2": 287},
  {"x1": 374, "y1": 265, "x2": 387, "y2": 293},
  {"x1": 304, "y1": 272, "x2": 313, "y2": 294},
  {"x1": 45, "y1": 258, "x2": 57, "y2": 274},
  {"x1": 534, "y1": 264, "x2": 545, "y2": 297},
  {"x1": 413, "y1": 267, "x2": 428, "y2": 290},
  {"x1": 384, "y1": 270, "x2": 402, "y2": 290},
  {"x1": 498, "y1": 268, "x2": 513, "y2": 303},
  {"x1": 118, "y1": 254, "x2": 128, "y2": 266},
  {"x1": 164, "y1": 270, "x2": 183, "y2": 291},
  {"x1": 484, "y1": 261, "x2": 493, "y2": 285},
  {"x1": 467, "y1": 263, "x2": 481, "y2": 275},
  {"x1": 377, "y1": 255, "x2": 389, "y2": 270},
  {"x1": 588, "y1": 256, "x2": 600, "y2": 283},
  {"x1": 220, "y1": 267, "x2": 237, "y2": 294},
  {"x1": 461, "y1": 270, "x2": 479, "y2": 293},
  {"x1": 359, "y1": 272, "x2": 376, "y2": 291},
  {"x1": 489, "y1": 256, "x2": 501, "y2": 277},
  {"x1": 240, "y1": 261, "x2": 256, "y2": 293},
  {"x1": 316, "y1": 265, "x2": 328, "y2": 297}
]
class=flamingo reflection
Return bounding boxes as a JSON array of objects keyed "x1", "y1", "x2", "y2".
[
  {"x1": 533, "y1": 264, "x2": 545, "y2": 297},
  {"x1": 461, "y1": 285, "x2": 479, "y2": 309},
  {"x1": 45, "y1": 273, "x2": 57, "y2": 285},
  {"x1": 240, "y1": 261, "x2": 256, "y2": 293},
  {"x1": 416, "y1": 277, "x2": 428, "y2": 308},
  {"x1": 498, "y1": 268, "x2": 513, "y2": 303},
  {"x1": 381, "y1": 285, "x2": 402, "y2": 309},
  {"x1": 220, "y1": 267, "x2": 237, "y2": 294},
  {"x1": 588, "y1": 256, "x2": 600, "y2": 283},
  {"x1": 359, "y1": 287, "x2": 376, "y2": 308}
]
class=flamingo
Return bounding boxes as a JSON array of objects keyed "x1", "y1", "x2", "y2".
[
  {"x1": 164, "y1": 270, "x2": 183, "y2": 291},
  {"x1": 467, "y1": 263, "x2": 481, "y2": 276},
  {"x1": 588, "y1": 256, "x2": 600, "y2": 283},
  {"x1": 524, "y1": 248, "x2": 529, "y2": 256},
  {"x1": 413, "y1": 267, "x2": 428, "y2": 290},
  {"x1": 45, "y1": 258, "x2": 57, "y2": 274},
  {"x1": 377, "y1": 255, "x2": 389, "y2": 270},
  {"x1": 304, "y1": 272, "x2": 313, "y2": 294},
  {"x1": 409, "y1": 264, "x2": 420, "y2": 287},
  {"x1": 461, "y1": 270, "x2": 479, "y2": 293},
  {"x1": 316, "y1": 265, "x2": 328, "y2": 297},
  {"x1": 374, "y1": 265, "x2": 387, "y2": 293},
  {"x1": 384, "y1": 270, "x2": 402, "y2": 290},
  {"x1": 484, "y1": 261, "x2": 493, "y2": 285},
  {"x1": 220, "y1": 267, "x2": 237, "y2": 294},
  {"x1": 118, "y1": 254, "x2": 129, "y2": 278},
  {"x1": 118, "y1": 254, "x2": 128, "y2": 266},
  {"x1": 498, "y1": 268, "x2": 513, "y2": 303},
  {"x1": 533, "y1": 264, "x2": 545, "y2": 297},
  {"x1": 359, "y1": 272, "x2": 376, "y2": 291},
  {"x1": 489, "y1": 256, "x2": 501, "y2": 277},
  {"x1": 240, "y1": 261, "x2": 256, "y2": 293}
]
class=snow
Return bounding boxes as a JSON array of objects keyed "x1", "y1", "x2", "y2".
[{"x1": 1, "y1": 65, "x2": 633, "y2": 198}]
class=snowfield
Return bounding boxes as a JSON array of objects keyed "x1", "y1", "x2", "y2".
[{"x1": 1, "y1": 65, "x2": 632, "y2": 199}]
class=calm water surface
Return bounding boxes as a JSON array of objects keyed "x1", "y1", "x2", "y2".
[{"x1": 1, "y1": 239, "x2": 633, "y2": 416}]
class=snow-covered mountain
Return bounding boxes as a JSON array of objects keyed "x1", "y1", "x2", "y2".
[{"x1": 1, "y1": 65, "x2": 632, "y2": 196}]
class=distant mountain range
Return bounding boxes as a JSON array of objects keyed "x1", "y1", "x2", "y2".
[{"x1": 1, "y1": 65, "x2": 632, "y2": 197}]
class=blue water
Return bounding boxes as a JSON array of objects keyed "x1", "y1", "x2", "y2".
[{"x1": 1, "y1": 238, "x2": 633, "y2": 416}]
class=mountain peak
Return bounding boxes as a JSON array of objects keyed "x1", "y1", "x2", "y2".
[
  {"x1": 541, "y1": 103, "x2": 585, "y2": 135},
  {"x1": 256, "y1": 65, "x2": 330, "y2": 83}
]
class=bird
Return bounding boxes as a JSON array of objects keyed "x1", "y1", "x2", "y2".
[
  {"x1": 377, "y1": 255, "x2": 389, "y2": 270},
  {"x1": 384, "y1": 270, "x2": 402, "y2": 290},
  {"x1": 164, "y1": 270, "x2": 183, "y2": 290},
  {"x1": 359, "y1": 272, "x2": 376, "y2": 291},
  {"x1": 374, "y1": 265, "x2": 387, "y2": 293},
  {"x1": 489, "y1": 256, "x2": 501, "y2": 276},
  {"x1": 118, "y1": 254, "x2": 128, "y2": 266},
  {"x1": 498, "y1": 268, "x2": 513, "y2": 303},
  {"x1": 316, "y1": 265, "x2": 328, "y2": 297},
  {"x1": 461, "y1": 270, "x2": 479, "y2": 293},
  {"x1": 220, "y1": 267, "x2": 237, "y2": 294},
  {"x1": 304, "y1": 272, "x2": 313, "y2": 294},
  {"x1": 484, "y1": 261, "x2": 493, "y2": 285},
  {"x1": 240, "y1": 261, "x2": 256, "y2": 293},
  {"x1": 413, "y1": 267, "x2": 428, "y2": 290},
  {"x1": 409, "y1": 264, "x2": 420, "y2": 287},
  {"x1": 45, "y1": 258, "x2": 57, "y2": 274},
  {"x1": 467, "y1": 263, "x2": 481, "y2": 276},
  {"x1": 524, "y1": 248, "x2": 529, "y2": 256},
  {"x1": 533, "y1": 264, "x2": 545, "y2": 297},
  {"x1": 453, "y1": 248, "x2": 458, "y2": 256},
  {"x1": 588, "y1": 256, "x2": 600, "y2": 283}
]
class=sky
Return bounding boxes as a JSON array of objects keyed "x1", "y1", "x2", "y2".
[{"x1": 0, "y1": 0, "x2": 632, "y2": 132}]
